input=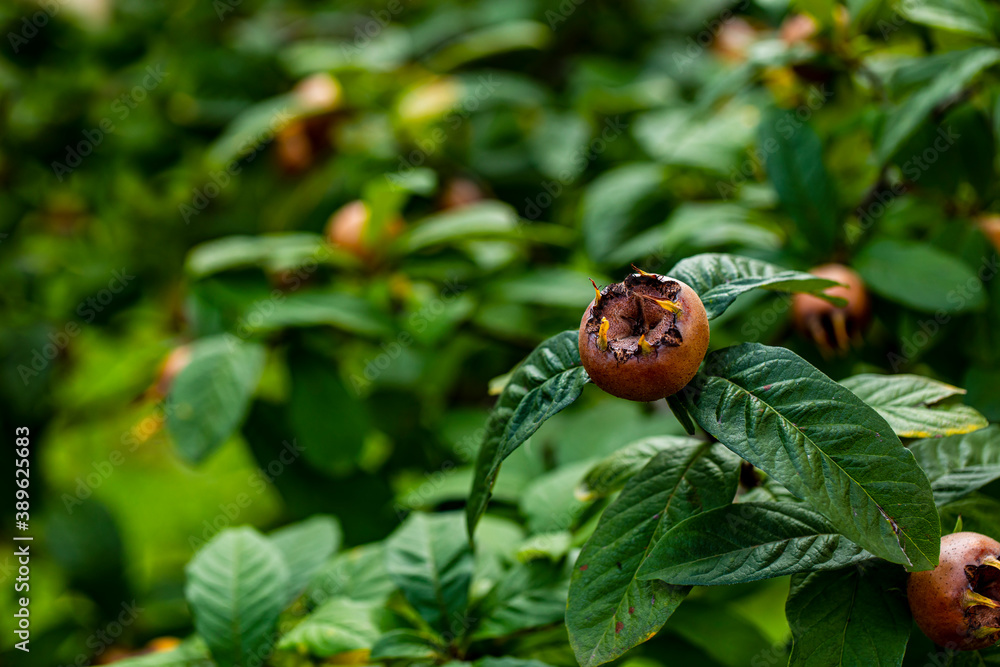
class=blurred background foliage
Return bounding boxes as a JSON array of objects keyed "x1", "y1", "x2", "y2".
[{"x1": 2, "y1": 0, "x2": 1000, "y2": 664}]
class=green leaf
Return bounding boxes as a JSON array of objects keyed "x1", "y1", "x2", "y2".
[
  {"x1": 369, "y1": 629, "x2": 443, "y2": 660},
  {"x1": 667, "y1": 253, "x2": 841, "y2": 319},
  {"x1": 666, "y1": 600, "x2": 778, "y2": 667},
  {"x1": 247, "y1": 291, "x2": 393, "y2": 337},
  {"x1": 277, "y1": 597, "x2": 387, "y2": 657},
  {"x1": 288, "y1": 351, "x2": 370, "y2": 475},
  {"x1": 681, "y1": 343, "x2": 940, "y2": 571},
  {"x1": 394, "y1": 201, "x2": 522, "y2": 252},
  {"x1": 467, "y1": 331, "x2": 590, "y2": 535},
  {"x1": 471, "y1": 560, "x2": 568, "y2": 640},
  {"x1": 876, "y1": 47, "x2": 1000, "y2": 163},
  {"x1": 638, "y1": 502, "x2": 872, "y2": 586},
  {"x1": 185, "y1": 233, "x2": 329, "y2": 277},
  {"x1": 478, "y1": 658, "x2": 555, "y2": 667},
  {"x1": 840, "y1": 373, "x2": 988, "y2": 438},
  {"x1": 759, "y1": 109, "x2": 838, "y2": 252},
  {"x1": 898, "y1": 0, "x2": 993, "y2": 39},
  {"x1": 566, "y1": 442, "x2": 741, "y2": 667},
  {"x1": 166, "y1": 336, "x2": 266, "y2": 464},
  {"x1": 385, "y1": 512, "x2": 474, "y2": 634},
  {"x1": 580, "y1": 163, "x2": 664, "y2": 263},
  {"x1": 786, "y1": 564, "x2": 911, "y2": 667},
  {"x1": 305, "y1": 543, "x2": 395, "y2": 605},
  {"x1": 576, "y1": 436, "x2": 703, "y2": 501},
  {"x1": 270, "y1": 516, "x2": 342, "y2": 605},
  {"x1": 185, "y1": 527, "x2": 290, "y2": 667},
  {"x1": 910, "y1": 426, "x2": 1000, "y2": 506},
  {"x1": 855, "y1": 240, "x2": 988, "y2": 313},
  {"x1": 939, "y1": 494, "x2": 1000, "y2": 538},
  {"x1": 104, "y1": 638, "x2": 212, "y2": 667}
]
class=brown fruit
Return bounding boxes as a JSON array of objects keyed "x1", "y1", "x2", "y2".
[
  {"x1": 324, "y1": 200, "x2": 403, "y2": 260},
  {"x1": 791, "y1": 263, "x2": 870, "y2": 353},
  {"x1": 908, "y1": 532, "x2": 1000, "y2": 651},
  {"x1": 150, "y1": 345, "x2": 191, "y2": 399},
  {"x1": 978, "y1": 215, "x2": 1000, "y2": 254},
  {"x1": 578, "y1": 271, "x2": 710, "y2": 402},
  {"x1": 439, "y1": 177, "x2": 484, "y2": 210}
]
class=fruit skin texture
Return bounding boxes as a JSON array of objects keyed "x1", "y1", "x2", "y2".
[
  {"x1": 792, "y1": 263, "x2": 870, "y2": 352},
  {"x1": 578, "y1": 272, "x2": 710, "y2": 402},
  {"x1": 908, "y1": 532, "x2": 1000, "y2": 651}
]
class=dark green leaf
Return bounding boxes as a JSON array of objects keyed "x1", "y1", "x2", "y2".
[
  {"x1": 576, "y1": 436, "x2": 703, "y2": 501},
  {"x1": 910, "y1": 426, "x2": 1000, "y2": 506},
  {"x1": 786, "y1": 564, "x2": 911, "y2": 667},
  {"x1": 667, "y1": 254, "x2": 841, "y2": 319},
  {"x1": 270, "y1": 516, "x2": 342, "y2": 605},
  {"x1": 566, "y1": 442, "x2": 741, "y2": 667},
  {"x1": 185, "y1": 528, "x2": 289, "y2": 667},
  {"x1": 681, "y1": 343, "x2": 940, "y2": 570},
  {"x1": 472, "y1": 560, "x2": 568, "y2": 640},
  {"x1": 899, "y1": 0, "x2": 993, "y2": 39},
  {"x1": 876, "y1": 47, "x2": 1000, "y2": 163},
  {"x1": 841, "y1": 373, "x2": 988, "y2": 438},
  {"x1": 638, "y1": 502, "x2": 872, "y2": 585},
  {"x1": 166, "y1": 336, "x2": 265, "y2": 464},
  {"x1": 385, "y1": 512, "x2": 474, "y2": 634},
  {"x1": 855, "y1": 240, "x2": 987, "y2": 313},
  {"x1": 306, "y1": 543, "x2": 395, "y2": 606},
  {"x1": 939, "y1": 494, "x2": 1000, "y2": 538},
  {"x1": 467, "y1": 331, "x2": 590, "y2": 535},
  {"x1": 759, "y1": 109, "x2": 838, "y2": 252},
  {"x1": 249, "y1": 291, "x2": 393, "y2": 337}
]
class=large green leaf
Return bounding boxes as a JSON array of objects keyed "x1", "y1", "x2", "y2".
[
  {"x1": 876, "y1": 47, "x2": 1000, "y2": 163},
  {"x1": 566, "y1": 441, "x2": 741, "y2": 667},
  {"x1": 939, "y1": 493, "x2": 1000, "y2": 538},
  {"x1": 306, "y1": 543, "x2": 395, "y2": 605},
  {"x1": 580, "y1": 163, "x2": 664, "y2": 263},
  {"x1": 466, "y1": 331, "x2": 590, "y2": 534},
  {"x1": 369, "y1": 629, "x2": 444, "y2": 660},
  {"x1": 638, "y1": 502, "x2": 871, "y2": 586},
  {"x1": 681, "y1": 343, "x2": 940, "y2": 571},
  {"x1": 855, "y1": 240, "x2": 987, "y2": 314},
  {"x1": 667, "y1": 254, "x2": 841, "y2": 319},
  {"x1": 840, "y1": 373, "x2": 988, "y2": 438},
  {"x1": 166, "y1": 335, "x2": 266, "y2": 464},
  {"x1": 185, "y1": 233, "x2": 331, "y2": 277},
  {"x1": 276, "y1": 597, "x2": 387, "y2": 657},
  {"x1": 247, "y1": 291, "x2": 394, "y2": 337},
  {"x1": 786, "y1": 564, "x2": 911, "y2": 667},
  {"x1": 898, "y1": 0, "x2": 993, "y2": 39},
  {"x1": 385, "y1": 512, "x2": 475, "y2": 634},
  {"x1": 185, "y1": 527, "x2": 290, "y2": 667},
  {"x1": 759, "y1": 109, "x2": 838, "y2": 253},
  {"x1": 576, "y1": 436, "x2": 703, "y2": 501},
  {"x1": 269, "y1": 516, "x2": 342, "y2": 605},
  {"x1": 909, "y1": 426, "x2": 1000, "y2": 506}
]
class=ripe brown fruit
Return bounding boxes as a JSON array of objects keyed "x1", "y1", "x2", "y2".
[
  {"x1": 324, "y1": 200, "x2": 403, "y2": 260},
  {"x1": 791, "y1": 263, "x2": 870, "y2": 353},
  {"x1": 439, "y1": 177, "x2": 484, "y2": 210},
  {"x1": 908, "y1": 532, "x2": 1000, "y2": 651},
  {"x1": 578, "y1": 270, "x2": 710, "y2": 402}
]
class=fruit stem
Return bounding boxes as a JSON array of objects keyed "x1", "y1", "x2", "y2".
[
  {"x1": 962, "y1": 589, "x2": 1000, "y2": 610},
  {"x1": 598, "y1": 317, "x2": 610, "y2": 351}
]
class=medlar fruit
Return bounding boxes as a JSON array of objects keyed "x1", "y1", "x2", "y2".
[
  {"x1": 908, "y1": 531, "x2": 1000, "y2": 651},
  {"x1": 578, "y1": 270, "x2": 710, "y2": 402},
  {"x1": 324, "y1": 200, "x2": 403, "y2": 260},
  {"x1": 791, "y1": 263, "x2": 870, "y2": 353}
]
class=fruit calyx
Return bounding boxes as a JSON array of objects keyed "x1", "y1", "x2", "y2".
[
  {"x1": 583, "y1": 272, "x2": 686, "y2": 365},
  {"x1": 962, "y1": 557, "x2": 1000, "y2": 638}
]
